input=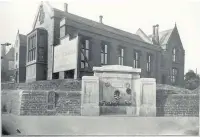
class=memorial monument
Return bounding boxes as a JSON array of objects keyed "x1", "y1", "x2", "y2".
[{"x1": 81, "y1": 65, "x2": 156, "y2": 116}]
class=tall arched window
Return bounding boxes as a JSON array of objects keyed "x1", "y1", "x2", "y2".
[{"x1": 172, "y1": 48, "x2": 176, "y2": 62}]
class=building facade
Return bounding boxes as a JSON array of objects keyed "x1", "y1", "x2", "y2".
[
  {"x1": 25, "y1": 2, "x2": 185, "y2": 87},
  {"x1": 14, "y1": 30, "x2": 27, "y2": 83},
  {"x1": 1, "y1": 45, "x2": 15, "y2": 82}
]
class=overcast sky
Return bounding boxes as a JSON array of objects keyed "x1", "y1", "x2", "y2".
[{"x1": 0, "y1": 0, "x2": 200, "y2": 74}]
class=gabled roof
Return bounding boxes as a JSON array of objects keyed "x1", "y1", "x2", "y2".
[
  {"x1": 6, "y1": 47, "x2": 14, "y2": 61},
  {"x1": 136, "y1": 28, "x2": 153, "y2": 44},
  {"x1": 148, "y1": 28, "x2": 173, "y2": 45},
  {"x1": 32, "y1": 1, "x2": 54, "y2": 29}
]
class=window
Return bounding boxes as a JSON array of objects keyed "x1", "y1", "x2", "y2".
[
  {"x1": 81, "y1": 39, "x2": 90, "y2": 69},
  {"x1": 133, "y1": 50, "x2": 140, "y2": 68},
  {"x1": 172, "y1": 48, "x2": 176, "y2": 62},
  {"x1": 16, "y1": 53, "x2": 18, "y2": 61},
  {"x1": 101, "y1": 44, "x2": 108, "y2": 65},
  {"x1": 52, "y1": 72, "x2": 59, "y2": 79},
  {"x1": 171, "y1": 68, "x2": 178, "y2": 84},
  {"x1": 118, "y1": 47, "x2": 124, "y2": 65},
  {"x1": 60, "y1": 25, "x2": 66, "y2": 38},
  {"x1": 28, "y1": 34, "x2": 36, "y2": 62},
  {"x1": 147, "y1": 53, "x2": 152, "y2": 72},
  {"x1": 64, "y1": 70, "x2": 74, "y2": 79}
]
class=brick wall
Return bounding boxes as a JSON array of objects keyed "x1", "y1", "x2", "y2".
[
  {"x1": 1, "y1": 79, "x2": 81, "y2": 116},
  {"x1": 2, "y1": 82, "x2": 199, "y2": 116},
  {"x1": 20, "y1": 90, "x2": 81, "y2": 116},
  {"x1": 157, "y1": 90, "x2": 199, "y2": 117}
]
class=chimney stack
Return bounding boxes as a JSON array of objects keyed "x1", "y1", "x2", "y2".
[
  {"x1": 153, "y1": 25, "x2": 156, "y2": 35},
  {"x1": 155, "y1": 24, "x2": 159, "y2": 44},
  {"x1": 99, "y1": 15, "x2": 103, "y2": 23},
  {"x1": 152, "y1": 24, "x2": 159, "y2": 45},
  {"x1": 64, "y1": 3, "x2": 68, "y2": 13}
]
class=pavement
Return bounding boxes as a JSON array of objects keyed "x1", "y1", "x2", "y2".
[{"x1": 2, "y1": 114, "x2": 199, "y2": 136}]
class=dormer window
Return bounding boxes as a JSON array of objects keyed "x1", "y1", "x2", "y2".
[{"x1": 172, "y1": 48, "x2": 176, "y2": 62}]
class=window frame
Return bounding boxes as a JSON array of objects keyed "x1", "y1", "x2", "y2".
[
  {"x1": 133, "y1": 50, "x2": 140, "y2": 68},
  {"x1": 147, "y1": 53, "x2": 152, "y2": 73},
  {"x1": 60, "y1": 25, "x2": 66, "y2": 39},
  {"x1": 80, "y1": 38, "x2": 90, "y2": 69},
  {"x1": 172, "y1": 48, "x2": 176, "y2": 62},
  {"x1": 171, "y1": 68, "x2": 178, "y2": 84},
  {"x1": 118, "y1": 47, "x2": 124, "y2": 65},
  {"x1": 101, "y1": 42, "x2": 108, "y2": 65},
  {"x1": 28, "y1": 34, "x2": 37, "y2": 62}
]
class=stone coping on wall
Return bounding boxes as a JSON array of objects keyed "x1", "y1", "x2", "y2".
[
  {"x1": 1, "y1": 79, "x2": 81, "y2": 91},
  {"x1": 93, "y1": 65, "x2": 141, "y2": 73}
]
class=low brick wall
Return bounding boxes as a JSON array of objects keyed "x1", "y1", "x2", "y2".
[
  {"x1": 156, "y1": 91, "x2": 199, "y2": 117},
  {"x1": 2, "y1": 82, "x2": 199, "y2": 117},
  {"x1": 20, "y1": 90, "x2": 81, "y2": 116},
  {"x1": 1, "y1": 79, "x2": 82, "y2": 116}
]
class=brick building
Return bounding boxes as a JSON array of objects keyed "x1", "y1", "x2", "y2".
[
  {"x1": 25, "y1": 2, "x2": 185, "y2": 87},
  {"x1": 1, "y1": 45, "x2": 15, "y2": 82},
  {"x1": 14, "y1": 30, "x2": 27, "y2": 83}
]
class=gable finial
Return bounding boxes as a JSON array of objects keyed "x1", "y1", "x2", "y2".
[{"x1": 175, "y1": 22, "x2": 177, "y2": 27}]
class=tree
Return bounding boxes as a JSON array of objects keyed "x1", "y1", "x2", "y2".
[{"x1": 184, "y1": 70, "x2": 200, "y2": 90}]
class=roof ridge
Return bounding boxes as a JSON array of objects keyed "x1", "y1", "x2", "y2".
[{"x1": 53, "y1": 8, "x2": 143, "y2": 41}]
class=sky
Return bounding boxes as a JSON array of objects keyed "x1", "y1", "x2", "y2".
[{"x1": 0, "y1": 0, "x2": 200, "y2": 74}]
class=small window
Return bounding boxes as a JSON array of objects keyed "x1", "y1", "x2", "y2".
[
  {"x1": 171, "y1": 68, "x2": 178, "y2": 84},
  {"x1": 147, "y1": 53, "x2": 152, "y2": 72},
  {"x1": 172, "y1": 48, "x2": 176, "y2": 62},
  {"x1": 60, "y1": 25, "x2": 66, "y2": 38},
  {"x1": 133, "y1": 50, "x2": 140, "y2": 68},
  {"x1": 118, "y1": 47, "x2": 124, "y2": 65},
  {"x1": 101, "y1": 43, "x2": 108, "y2": 65}
]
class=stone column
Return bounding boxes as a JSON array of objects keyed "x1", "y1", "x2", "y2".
[
  {"x1": 81, "y1": 76, "x2": 100, "y2": 116},
  {"x1": 139, "y1": 78, "x2": 156, "y2": 116},
  {"x1": 59, "y1": 71, "x2": 65, "y2": 79},
  {"x1": 131, "y1": 78, "x2": 141, "y2": 116}
]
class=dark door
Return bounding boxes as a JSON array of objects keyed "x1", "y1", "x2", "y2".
[{"x1": 162, "y1": 75, "x2": 166, "y2": 84}]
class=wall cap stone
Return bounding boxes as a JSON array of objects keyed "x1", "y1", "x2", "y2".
[{"x1": 93, "y1": 65, "x2": 141, "y2": 73}]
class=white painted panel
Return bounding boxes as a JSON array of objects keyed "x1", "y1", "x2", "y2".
[{"x1": 53, "y1": 36, "x2": 78, "y2": 72}]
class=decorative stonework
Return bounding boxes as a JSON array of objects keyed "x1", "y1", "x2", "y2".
[{"x1": 39, "y1": 5, "x2": 45, "y2": 24}]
